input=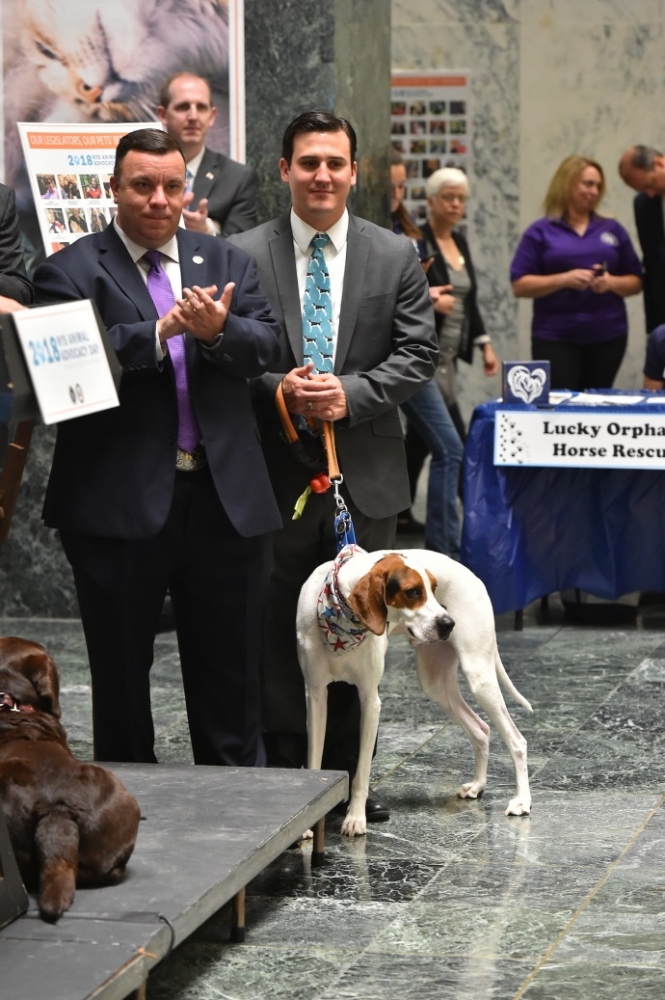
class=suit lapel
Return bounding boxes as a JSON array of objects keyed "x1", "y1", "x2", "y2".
[
  {"x1": 336, "y1": 215, "x2": 370, "y2": 372},
  {"x1": 177, "y1": 230, "x2": 206, "y2": 290},
  {"x1": 191, "y1": 148, "x2": 219, "y2": 203},
  {"x1": 268, "y1": 218, "x2": 304, "y2": 363},
  {"x1": 97, "y1": 226, "x2": 157, "y2": 319}
]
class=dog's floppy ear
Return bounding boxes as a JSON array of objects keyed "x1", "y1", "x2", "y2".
[
  {"x1": 347, "y1": 567, "x2": 389, "y2": 636},
  {"x1": 25, "y1": 650, "x2": 61, "y2": 719},
  {"x1": 13, "y1": 639, "x2": 61, "y2": 719}
]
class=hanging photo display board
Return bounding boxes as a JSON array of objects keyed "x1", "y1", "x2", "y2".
[
  {"x1": 390, "y1": 71, "x2": 471, "y2": 230},
  {"x1": 17, "y1": 122, "x2": 160, "y2": 258}
]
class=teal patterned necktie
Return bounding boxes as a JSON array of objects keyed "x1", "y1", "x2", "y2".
[{"x1": 302, "y1": 233, "x2": 333, "y2": 372}]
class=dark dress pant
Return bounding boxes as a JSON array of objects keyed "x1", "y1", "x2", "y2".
[{"x1": 61, "y1": 465, "x2": 271, "y2": 766}]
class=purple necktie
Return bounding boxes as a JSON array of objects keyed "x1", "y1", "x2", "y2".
[{"x1": 143, "y1": 250, "x2": 201, "y2": 453}]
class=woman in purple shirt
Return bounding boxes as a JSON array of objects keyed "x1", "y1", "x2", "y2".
[{"x1": 511, "y1": 156, "x2": 643, "y2": 389}]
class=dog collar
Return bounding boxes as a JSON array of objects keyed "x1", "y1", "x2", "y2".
[{"x1": 317, "y1": 544, "x2": 368, "y2": 654}]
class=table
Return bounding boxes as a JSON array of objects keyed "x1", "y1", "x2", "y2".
[{"x1": 461, "y1": 394, "x2": 665, "y2": 615}]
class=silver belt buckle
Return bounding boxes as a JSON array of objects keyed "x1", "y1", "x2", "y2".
[{"x1": 176, "y1": 445, "x2": 207, "y2": 472}]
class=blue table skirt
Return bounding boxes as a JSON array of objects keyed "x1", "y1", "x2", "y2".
[{"x1": 461, "y1": 397, "x2": 665, "y2": 614}]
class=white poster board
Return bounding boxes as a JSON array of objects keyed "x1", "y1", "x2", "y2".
[
  {"x1": 391, "y1": 70, "x2": 472, "y2": 230},
  {"x1": 17, "y1": 121, "x2": 159, "y2": 258},
  {"x1": 13, "y1": 301, "x2": 119, "y2": 424}
]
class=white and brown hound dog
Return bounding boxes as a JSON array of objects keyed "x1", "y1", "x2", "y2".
[{"x1": 297, "y1": 547, "x2": 532, "y2": 837}]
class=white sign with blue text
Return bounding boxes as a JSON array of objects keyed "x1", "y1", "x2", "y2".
[
  {"x1": 495, "y1": 409, "x2": 665, "y2": 470},
  {"x1": 13, "y1": 300, "x2": 119, "y2": 424}
]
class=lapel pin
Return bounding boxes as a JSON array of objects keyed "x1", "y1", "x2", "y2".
[
  {"x1": 205, "y1": 172, "x2": 214, "y2": 180},
  {"x1": 192, "y1": 255, "x2": 204, "y2": 264}
]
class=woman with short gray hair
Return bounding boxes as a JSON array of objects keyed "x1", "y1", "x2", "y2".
[{"x1": 420, "y1": 167, "x2": 498, "y2": 438}]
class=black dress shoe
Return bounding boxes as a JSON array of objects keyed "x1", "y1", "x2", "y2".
[
  {"x1": 396, "y1": 511, "x2": 425, "y2": 535},
  {"x1": 330, "y1": 794, "x2": 390, "y2": 822},
  {"x1": 365, "y1": 794, "x2": 390, "y2": 822}
]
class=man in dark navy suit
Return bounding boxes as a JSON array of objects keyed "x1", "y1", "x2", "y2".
[{"x1": 33, "y1": 129, "x2": 281, "y2": 767}]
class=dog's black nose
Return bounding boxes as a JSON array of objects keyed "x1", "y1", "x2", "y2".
[{"x1": 437, "y1": 615, "x2": 455, "y2": 640}]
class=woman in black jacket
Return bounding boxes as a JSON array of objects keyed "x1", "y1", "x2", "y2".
[{"x1": 419, "y1": 167, "x2": 497, "y2": 439}]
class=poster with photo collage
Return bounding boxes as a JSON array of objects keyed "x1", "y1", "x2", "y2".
[
  {"x1": 391, "y1": 71, "x2": 471, "y2": 232},
  {"x1": 18, "y1": 122, "x2": 160, "y2": 258}
]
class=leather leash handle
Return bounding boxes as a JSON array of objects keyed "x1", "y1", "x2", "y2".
[
  {"x1": 321, "y1": 420, "x2": 341, "y2": 481},
  {"x1": 274, "y1": 381, "x2": 341, "y2": 481},
  {"x1": 275, "y1": 380, "x2": 299, "y2": 443}
]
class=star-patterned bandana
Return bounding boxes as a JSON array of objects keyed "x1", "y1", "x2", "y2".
[{"x1": 317, "y1": 544, "x2": 369, "y2": 654}]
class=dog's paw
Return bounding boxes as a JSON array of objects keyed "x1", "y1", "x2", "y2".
[
  {"x1": 301, "y1": 828, "x2": 314, "y2": 840},
  {"x1": 457, "y1": 781, "x2": 485, "y2": 800},
  {"x1": 340, "y1": 812, "x2": 367, "y2": 837},
  {"x1": 505, "y1": 796, "x2": 531, "y2": 816}
]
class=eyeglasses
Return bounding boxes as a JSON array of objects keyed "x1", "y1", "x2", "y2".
[{"x1": 435, "y1": 192, "x2": 468, "y2": 204}]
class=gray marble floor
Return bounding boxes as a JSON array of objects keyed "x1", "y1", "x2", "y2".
[{"x1": 3, "y1": 588, "x2": 665, "y2": 1000}]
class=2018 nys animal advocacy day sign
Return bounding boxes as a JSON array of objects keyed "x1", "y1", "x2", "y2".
[{"x1": 494, "y1": 407, "x2": 665, "y2": 470}]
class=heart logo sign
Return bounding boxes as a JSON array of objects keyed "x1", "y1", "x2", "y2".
[{"x1": 507, "y1": 365, "x2": 547, "y2": 404}]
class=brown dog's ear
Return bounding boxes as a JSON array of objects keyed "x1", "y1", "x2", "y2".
[
  {"x1": 22, "y1": 648, "x2": 61, "y2": 719},
  {"x1": 347, "y1": 567, "x2": 389, "y2": 635}
]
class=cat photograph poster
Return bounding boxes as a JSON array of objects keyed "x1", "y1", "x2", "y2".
[{"x1": 1, "y1": 0, "x2": 243, "y2": 269}]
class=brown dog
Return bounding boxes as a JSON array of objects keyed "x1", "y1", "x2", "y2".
[{"x1": 0, "y1": 637, "x2": 140, "y2": 922}]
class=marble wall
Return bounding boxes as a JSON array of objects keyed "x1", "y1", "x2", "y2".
[
  {"x1": 393, "y1": 0, "x2": 665, "y2": 419},
  {"x1": 244, "y1": 0, "x2": 391, "y2": 225}
]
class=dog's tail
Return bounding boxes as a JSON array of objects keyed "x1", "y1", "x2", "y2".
[
  {"x1": 495, "y1": 653, "x2": 533, "y2": 712},
  {"x1": 33, "y1": 810, "x2": 79, "y2": 922}
]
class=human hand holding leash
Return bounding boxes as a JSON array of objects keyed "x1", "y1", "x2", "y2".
[{"x1": 282, "y1": 362, "x2": 349, "y2": 419}]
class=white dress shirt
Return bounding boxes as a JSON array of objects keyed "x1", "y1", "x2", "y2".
[
  {"x1": 114, "y1": 219, "x2": 181, "y2": 359},
  {"x1": 290, "y1": 208, "x2": 349, "y2": 363}
]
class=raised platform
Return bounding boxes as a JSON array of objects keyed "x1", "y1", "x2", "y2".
[{"x1": 0, "y1": 764, "x2": 348, "y2": 1000}]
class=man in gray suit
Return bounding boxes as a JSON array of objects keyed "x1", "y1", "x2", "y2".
[
  {"x1": 231, "y1": 111, "x2": 438, "y2": 821},
  {"x1": 157, "y1": 73, "x2": 257, "y2": 237}
]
